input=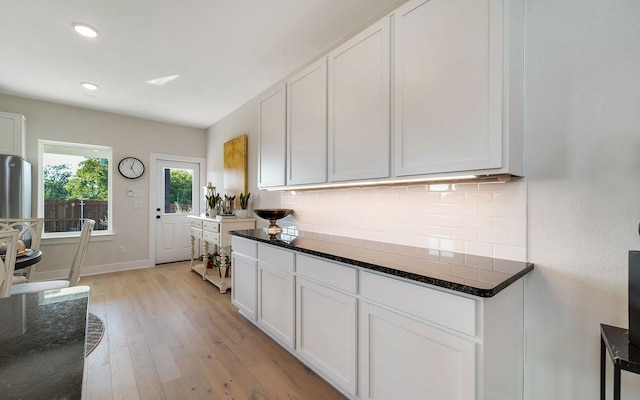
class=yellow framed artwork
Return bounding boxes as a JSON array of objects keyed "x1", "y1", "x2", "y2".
[{"x1": 223, "y1": 134, "x2": 248, "y2": 199}]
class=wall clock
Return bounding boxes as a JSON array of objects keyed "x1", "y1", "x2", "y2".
[{"x1": 118, "y1": 157, "x2": 145, "y2": 179}]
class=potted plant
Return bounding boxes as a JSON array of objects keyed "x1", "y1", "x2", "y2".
[
  {"x1": 210, "y1": 251, "x2": 229, "y2": 277},
  {"x1": 205, "y1": 193, "x2": 221, "y2": 217},
  {"x1": 237, "y1": 192, "x2": 251, "y2": 218},
  {"x1": 222, "y1": 194, "x2": 236, "y2": 215}
]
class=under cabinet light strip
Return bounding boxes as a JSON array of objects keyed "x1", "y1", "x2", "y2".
[{"x1": 264, "y1": 174, "x2": 513, "y2": 191}]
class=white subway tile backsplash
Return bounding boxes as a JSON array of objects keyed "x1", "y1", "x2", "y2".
[
  {"x1": 478, "y1": 203, "x2": 526, "y2": 218},
  {"x1": 465, "y1": 191, "x2": 494, "y2": 204},
  {"x1": 282, "y1": 179, "x2": 527, "y2": 261},
  {"x1": 464, "y1": 242, "x2": 494, "y2": 258},
  {"x1": 438, "y1": 238, "x2": 465, "y2": 253},
  {"x1": 451, "y1": 204, "x2": 478, "y2": 216},
  {"x1": 478, "y1": 230, "x2": 510, "y2": 245},
  {"x1": 465, "y1": 216, "x2": 493, "y2": 229},
  {"x1": 427, "y1": 226, "x2": 452, "y2": 238},
  {"x1": 451, "y1": 227, "x2": 478, "y2": 241},
  {"x1": 494, "y1": 189, "x2": 526, "y2": 204},
  {"x1": 508, "y1": 232, "x2": 527, "y2": 247},
  {"x1": 440, "y1": 215, "x2": 465, "y2": 228},
  {"x1": 494, "y1": 244, "x2": 527, "y2": 261},
  {"x1": 440, "y1": 191, "x2": 466, "y2": 204},
  {"x1": 493, "y1": 217, "x2": 526, "y2": 233}
]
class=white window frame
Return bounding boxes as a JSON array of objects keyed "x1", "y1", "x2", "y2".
[{"x1": 38, "y1": 139, "x2": 113, "y2": 240}]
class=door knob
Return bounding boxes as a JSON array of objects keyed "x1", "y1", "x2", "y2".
[
  {"x1": 156, "y1": 208, "x2": 161, "y2": 212},
  {"x1": 156, "y1": 215, "x2": 160, "y2": 219}
]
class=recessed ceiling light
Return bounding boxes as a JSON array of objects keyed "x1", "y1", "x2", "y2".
[
  {"x1": 146, "y1": 74, "x2": 180, "y2": 86},
  {"x1": 81, "y1": 82, "x2": 99, "y2": 91},
  {"x1": 72, "y1": 22, "x2": 99, "y2": 38}
]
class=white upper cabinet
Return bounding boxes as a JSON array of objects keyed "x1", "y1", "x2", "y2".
[
  {"x1": 393, "y1": 0, "x2": 523, "y2": 177},
  {"x1": 258, "y1": 85, "x2": 287, "y2": 188},
  {"x1": 0, "y1": 112, "x2": 26, "y2": 158},
  {"x1": 257, "y1": 0, "x2": 523, "y2": 188},
  {"x1": 286, "y1": 58, "x2": 328, "y2": 186},
  {"x1": 328, "y1": 17, "x2": 391, "y2": 182}
]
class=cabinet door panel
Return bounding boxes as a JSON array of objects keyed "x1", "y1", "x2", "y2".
[
  {"x1": 394, "y1": 0, "x2": 502, "y2": 176},
  {"x1": 328, "y1": 17, "x2": 390, "y2": 182},
  {"x1": 258, "y1": 85, "x2": 286, "y2": 188},
  {"x1": 296, "y1": 278, "x2": 357, "y2": 395},
  {"x1": 0, "y1": 112, "x2": 25, "y2": 157},
  {"x1": 287, "y1": 59, "x2": 327, "y2": 185},
  {"x1": 359, "y1": 302, "x2": 476, "y2": 400},
  {"x1": 258, "y1": 262, "x2": 295, "y2": 349},
  {"x1": 231, "y1": 254, "x2": 258, "y2": 320}
]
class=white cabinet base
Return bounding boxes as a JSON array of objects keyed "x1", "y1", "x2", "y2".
[
  {"x1": 231, "y1": 251, "x2": 258, "y2": 320},
  {"x1": 359, "y1": 302, "x2": 476, "y2": 400},
  {"x1": 231, "y1": 236, "x2": 526, "y2": 400},
  {"x1": 296, "y1": 277, "x2": 357, "y2": 396},
  {"x1": 258, "y1": 262, "x2": 295, "y2": 348}
]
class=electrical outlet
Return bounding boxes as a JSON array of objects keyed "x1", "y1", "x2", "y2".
[{"x1": 118, "y1": 245, "x2": 125, "y2": 254}]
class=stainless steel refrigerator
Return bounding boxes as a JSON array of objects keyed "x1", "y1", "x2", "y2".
[{"x1": 0, "y1": 154, "x2": 31, "y2": 218}]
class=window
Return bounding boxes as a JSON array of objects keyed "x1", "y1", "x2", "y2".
[
  {"x1": 162, "y1": 167, "x2": 194, "y2": 214},
  {"x1": 39, "y1": 140, "x2": 112, "y2": 236}
]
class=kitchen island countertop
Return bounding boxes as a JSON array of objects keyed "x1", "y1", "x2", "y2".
[
  {"x1": 0, "y1": 286, "x2": 89, "y2": 399},
  {"x1": 230, "y1": 228, "x2": 533, "y2": 297}
]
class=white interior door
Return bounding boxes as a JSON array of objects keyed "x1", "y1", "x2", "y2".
[{"x1": 153, "y1": 157, "x2": 201, "y2": 264}]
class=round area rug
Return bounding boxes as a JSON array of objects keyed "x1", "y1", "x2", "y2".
[{"x1": 86, "y1": 313, "x2": 105, "y2": 356}]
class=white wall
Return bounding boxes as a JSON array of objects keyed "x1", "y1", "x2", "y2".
[
  {"x1": 0, "y1": 93, "x2": 207, "y2": 277},
  {"x1": 206, "y1": 96, "x2": 281, "y2": 221},
  {"x1": 206, "y1": 0, "x2": 640, "y2": 398},
  {"x1": 525, "y1": 0, "x2": 640, "y2": 398}
]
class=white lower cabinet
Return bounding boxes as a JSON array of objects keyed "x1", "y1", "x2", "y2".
[
  {"x1": 258, "y1": 260, "x2": 295, "y2": 349},
  {"x1": 231, "y1": 239, "x2": 525, "y2": 400},
  {"x1": 230, "y1": 238, "x2": 258, "y2": 320},
  {"x1": 296, "y1": 277, "x2": 357, "y2": 396},
  {"x1": 359, "y1": 302, "x2": 475, "y2": 400}
]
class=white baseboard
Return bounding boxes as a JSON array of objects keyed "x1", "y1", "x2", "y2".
[{"x1": 32, "y1": 259, "x2": 153, "y2": 281}]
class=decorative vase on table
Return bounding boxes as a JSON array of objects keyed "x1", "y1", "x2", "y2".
[{"x1": 253, "y1": 209, "x2": 294, "y2": 236}]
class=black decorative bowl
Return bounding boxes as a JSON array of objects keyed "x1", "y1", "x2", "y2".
[{"x1": 253, "y1": 209, "x2": 293, "y2": 235}]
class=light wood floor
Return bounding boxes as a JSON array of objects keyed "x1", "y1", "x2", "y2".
[{"x1": 80, "y1": 261, "x2": 346, "y2": 400}]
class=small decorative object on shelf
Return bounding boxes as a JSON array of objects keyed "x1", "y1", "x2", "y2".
[{"x1": 253, "y1": 209, "x2": 293, "y2": 236}]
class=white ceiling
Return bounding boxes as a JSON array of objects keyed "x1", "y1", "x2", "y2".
[{"x1": 0, "y1": 0, "x2": 402, "y2": 129}]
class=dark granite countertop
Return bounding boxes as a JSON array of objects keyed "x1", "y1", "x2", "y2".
[
  {"x1": 0, "y1": 286, "x2": 90, "y2": 400},
  {"x1": 230, "y1": 228, "x2": 533, "y2": 297},
  {"x1": 601, "y1": 324, "x2": 640, "y2": 373}
]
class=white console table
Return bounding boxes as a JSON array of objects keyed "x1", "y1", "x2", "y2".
[{"x1": 188, "y1": 215, "x2": 256, "y2": 293}]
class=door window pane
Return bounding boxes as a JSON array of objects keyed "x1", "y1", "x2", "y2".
[{"x1": 162, "y1": 168, "x2": 194, "y2": 214}]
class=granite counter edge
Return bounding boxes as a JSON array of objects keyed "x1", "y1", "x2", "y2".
[{"x1": 229, "y1": 230, "x2": 534, "y2": 298}]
